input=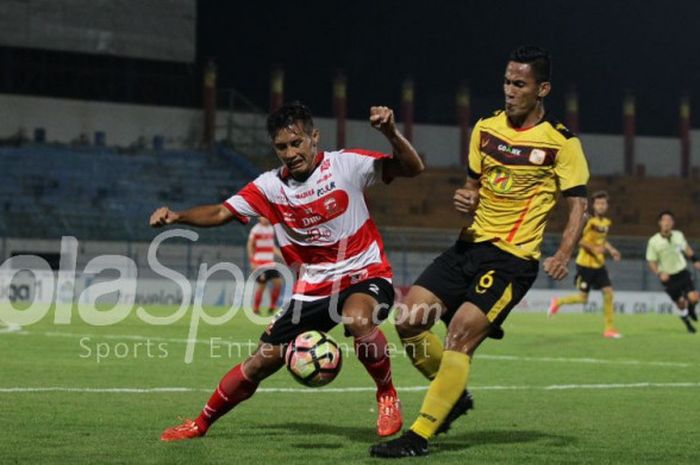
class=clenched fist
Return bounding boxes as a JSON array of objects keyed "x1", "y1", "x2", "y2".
[
  {"x1": 369, "y1": 106, "x2": 397, "y2": 136},
  {"x1": 543, "y1": 253, "x2": 569, "y2": 281},
  {"x1": 453, "y1": 188, "x2": 479, "y2": 214},
  {"x1": 149, "y1": 206, "x2": 180, "y2": 228}
]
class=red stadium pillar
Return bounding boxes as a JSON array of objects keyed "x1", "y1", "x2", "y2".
[
  {"x1": 680, "y1": 93, "x2": 691, "y2": 179},
  {"x1": 401, "y1": 79, "x2": 414, "y2": 143},
  {"x1": 333, "y1": 72, "x2": 347, "y2": 149},
  {"x1": 456, "y1": 82, "x2": 470, "y2": 167},
  {"x1": 566, "y1": 85, "x2": 579, "y2": 133},
  {"x1": 270, "y1": 66, "x2": 284, "y2": 113},
  {"x1": 202, "y1": 59, "x2": 217, "y2": 150},
  {"x1": 623, "y1": 92, "x2": 636, "y2": 176}
]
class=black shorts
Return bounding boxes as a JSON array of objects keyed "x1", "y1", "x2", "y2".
[
  {"x1": 414, "y1": 241, "x2": 539, "y2": 328},
  {"x1": 255, "y1": 269, "x2": 282, "y2": 284},
  {"x1": 663, "y1": 269, "x2": 695, "y2": 302},
  {"x1": 260, "y1": 277, "x2": 395, "y2": 345},
  {"x1": 574, "y1": 265, "x2": 611, "y2": 292}
]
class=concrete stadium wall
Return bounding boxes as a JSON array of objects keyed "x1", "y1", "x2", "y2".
[{"x1": 2, "y1": 94, "x2": 699, "y2": 175}]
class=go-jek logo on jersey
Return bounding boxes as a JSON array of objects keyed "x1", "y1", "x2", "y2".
[
  {"x1": 486, "y1": 166, "x2": 513, "y2": 193},
  {"x1": 497, "y1": 144, "x2": 522, "y2": 157}
]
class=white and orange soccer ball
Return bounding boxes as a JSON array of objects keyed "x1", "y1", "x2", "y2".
[{"x1": 285, "y1": 330, "x2": 342, "y2": 387}]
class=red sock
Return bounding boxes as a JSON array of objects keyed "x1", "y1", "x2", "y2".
[
  {"x1": 253, "y1": 287, "x2": 264, "y2": 312},
  {"x1": 269, "y1": 286, "x2": 281, "y2": 308},
  {"x1": 195, "y1": 364, "x2": 258, "y2": 432},
  {"x1": 354, "y1": 328, "x2": 395, "y2": 397}
]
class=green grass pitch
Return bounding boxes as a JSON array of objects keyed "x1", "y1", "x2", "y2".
[{"x1": 1, "y1": 305, "x2": 698, "y2": 464}]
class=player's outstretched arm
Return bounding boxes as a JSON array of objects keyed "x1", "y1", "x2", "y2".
[
  {"x1": 149, "y1": 204, "x2": 234, "y2": 228},
  {"x1": 369, "y1": 106, "x2": 424, "y2": 182},
  {"x1": 543, "y1": 196, "x2": 588, "y2": 280}
]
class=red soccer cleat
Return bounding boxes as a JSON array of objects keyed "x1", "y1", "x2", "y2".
[
  {"x1": 603, "y1": 329, "x2": 623, "y2": 339},
  {"x1": 160, "y1": 418, "x2": 205, "y2": 442},
  {"x1": 548, "y1": 297, "x2": 560, "y2": 317},
  {"x1": 377, "y1": 392, "x2": 403, "y2": 437}
]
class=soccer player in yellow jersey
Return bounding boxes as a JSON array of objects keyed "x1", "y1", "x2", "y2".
[
  {"x1": 548, "y1": 191, "x2": 623, "y2": 338},
  {"x1": 371, "y1": 46, "x2": 589, "y2": 458}
]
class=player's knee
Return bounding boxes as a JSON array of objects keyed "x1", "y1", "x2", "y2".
[
  {"x1": 343, "y1": 307, "x2": 374, "y2": 338},
  {"x1": 443, "y1": 306, "x2": 490, "y2": 354},
  {"x1": 394, "y1": 297, "x2": 441, "y2": 337},
  {"x1": 688, "y1": 291, "x2": 699, "y2": 304}
]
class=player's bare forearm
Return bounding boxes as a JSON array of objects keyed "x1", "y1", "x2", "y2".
[
  {"x1": 543, "y1": 196, "x2": 587, "y2": 280},
  {"x1": 647, "y1": 261, "x2": 659, "y2": 275},
  {"x1": 684, "y1": 245, "x2": 695, "y2": 258},
  {"x1": 370, "y1": 106, "x2": 424, "y2": 180},
  {"x1": 557, "y1": 197, "x2": 588, "y2": 259},
  {"x1": 385, "y1": 129, "x2": 424, "y2": 177},
  {"x1": 150, "y1": 203, "x2": 233, "y2": 228},
  {"x1": 605, "y1": 241, "x2": 622, "y2": 260}
]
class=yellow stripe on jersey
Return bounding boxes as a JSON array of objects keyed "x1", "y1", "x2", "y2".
[
  {"x1": 486, "y1": 283, "x2": 513, "y2": 322},
  {"x1": 463, "y1": 111, "x2": 590, "y2": 261},
  {"x1": 575, "y1": 216, "x2": 611, "y2": 269}
]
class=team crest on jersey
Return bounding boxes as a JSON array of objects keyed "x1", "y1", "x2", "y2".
[
  {"x1": 529, "y1": 148, "x2": 547, "y2": 165},
  {"x1": 486, "y1": 166, "x2": 514, "y2": 193}
]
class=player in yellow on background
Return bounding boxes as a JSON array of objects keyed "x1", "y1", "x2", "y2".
[{"x1": 548, "y1": 191, "x2": 623, "y2": 338}]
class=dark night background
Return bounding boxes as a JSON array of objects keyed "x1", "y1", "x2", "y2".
[
  {"x1": 2, "y1": 1, "x2": 697, "y2": 136},
  {"x1": 197, "y1": 0, "x2": 699, "y2": 136}
]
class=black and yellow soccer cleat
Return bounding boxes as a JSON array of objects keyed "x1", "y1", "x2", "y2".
[{"x1": 369, "y1": 430, "x2": 428, "y2": 458}]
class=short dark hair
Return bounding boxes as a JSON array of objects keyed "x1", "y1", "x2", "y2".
[
  {"x1": 266, "y1": 101, "x2": 314, "y2": 139},
  {"x1": 509, "y1": 46, "x2": 551, "y2": 83},
  {"x1": 658, "y1": 210, "x2": 674, "y2": 220},
  {"x1": 591, "y1": 190, "x2": 609, "y2": 201}
]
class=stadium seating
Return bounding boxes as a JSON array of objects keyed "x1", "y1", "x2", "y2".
[
  {"x1": 367, "y1": 168, "x2": 700, "y2": 237},
  {"x1": 0, "y1": 145, "x2": 257, "y2": 243}
]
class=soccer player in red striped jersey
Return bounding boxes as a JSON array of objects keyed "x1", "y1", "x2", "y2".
[
  {"x1": 247, "y1": 217, "x2": 283, "y2": 315},
  {"x1": 150, "y1": 102, "x2": 424, "y2": 441}
]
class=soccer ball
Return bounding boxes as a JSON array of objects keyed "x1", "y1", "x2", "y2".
[{"x1": 285, "y1": 330, "x2": 342, "y2": 387}]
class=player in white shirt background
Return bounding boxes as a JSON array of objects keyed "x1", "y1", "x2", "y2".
[
  {"x1": 149, "y1": 101, "x2": 424, "y2": 441},
  {"x1": 247, "y1": 216, "x2": 284, "y2": 315}
]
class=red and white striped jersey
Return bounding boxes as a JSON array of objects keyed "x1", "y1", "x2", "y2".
[
  {"x1": 224, "y1": 149, "x2": 392, "y2": 301},
  {"x1": 249, "y1": 223, "x2": 276, "y2": 267}
]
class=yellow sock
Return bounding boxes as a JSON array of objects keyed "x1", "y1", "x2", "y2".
[
  {"x1": 410, "y1": 350, "x2": 470, "y2": 440},
  {"x1": 603, "y1": 292, "x2": 614, "y2": 331},
  {"x1": 557, "y1": 293, "x2": 587, "y2": 306},
  {"x1": 400, "y1": 331, "x2": 444, "y2": 380}
]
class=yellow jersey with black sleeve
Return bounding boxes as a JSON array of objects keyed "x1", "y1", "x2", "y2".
[
  {"x1": 575, "y1": 216, "x2": 611, "y2": 268},
  {"x1": 461, "y1": 111, "x2": 590, "y2": 261}
]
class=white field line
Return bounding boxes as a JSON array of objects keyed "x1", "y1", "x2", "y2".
[
  {"x1": 3, "y1": 329, "x2": 695, "y2": 368},
  {"x1": 1, "y1": 382, "x2": 700, "y2": 395},
  {"x1": 477, "y1": 354, "x2": 691, "y2": 368}
]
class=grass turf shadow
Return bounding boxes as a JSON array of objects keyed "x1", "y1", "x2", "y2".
[
  {"x1": 265, "y1": 422, "x2": 575, "y2": 453},
  {"x1": 435, "y1": 429, "x2": 575, "y2": 452}
]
